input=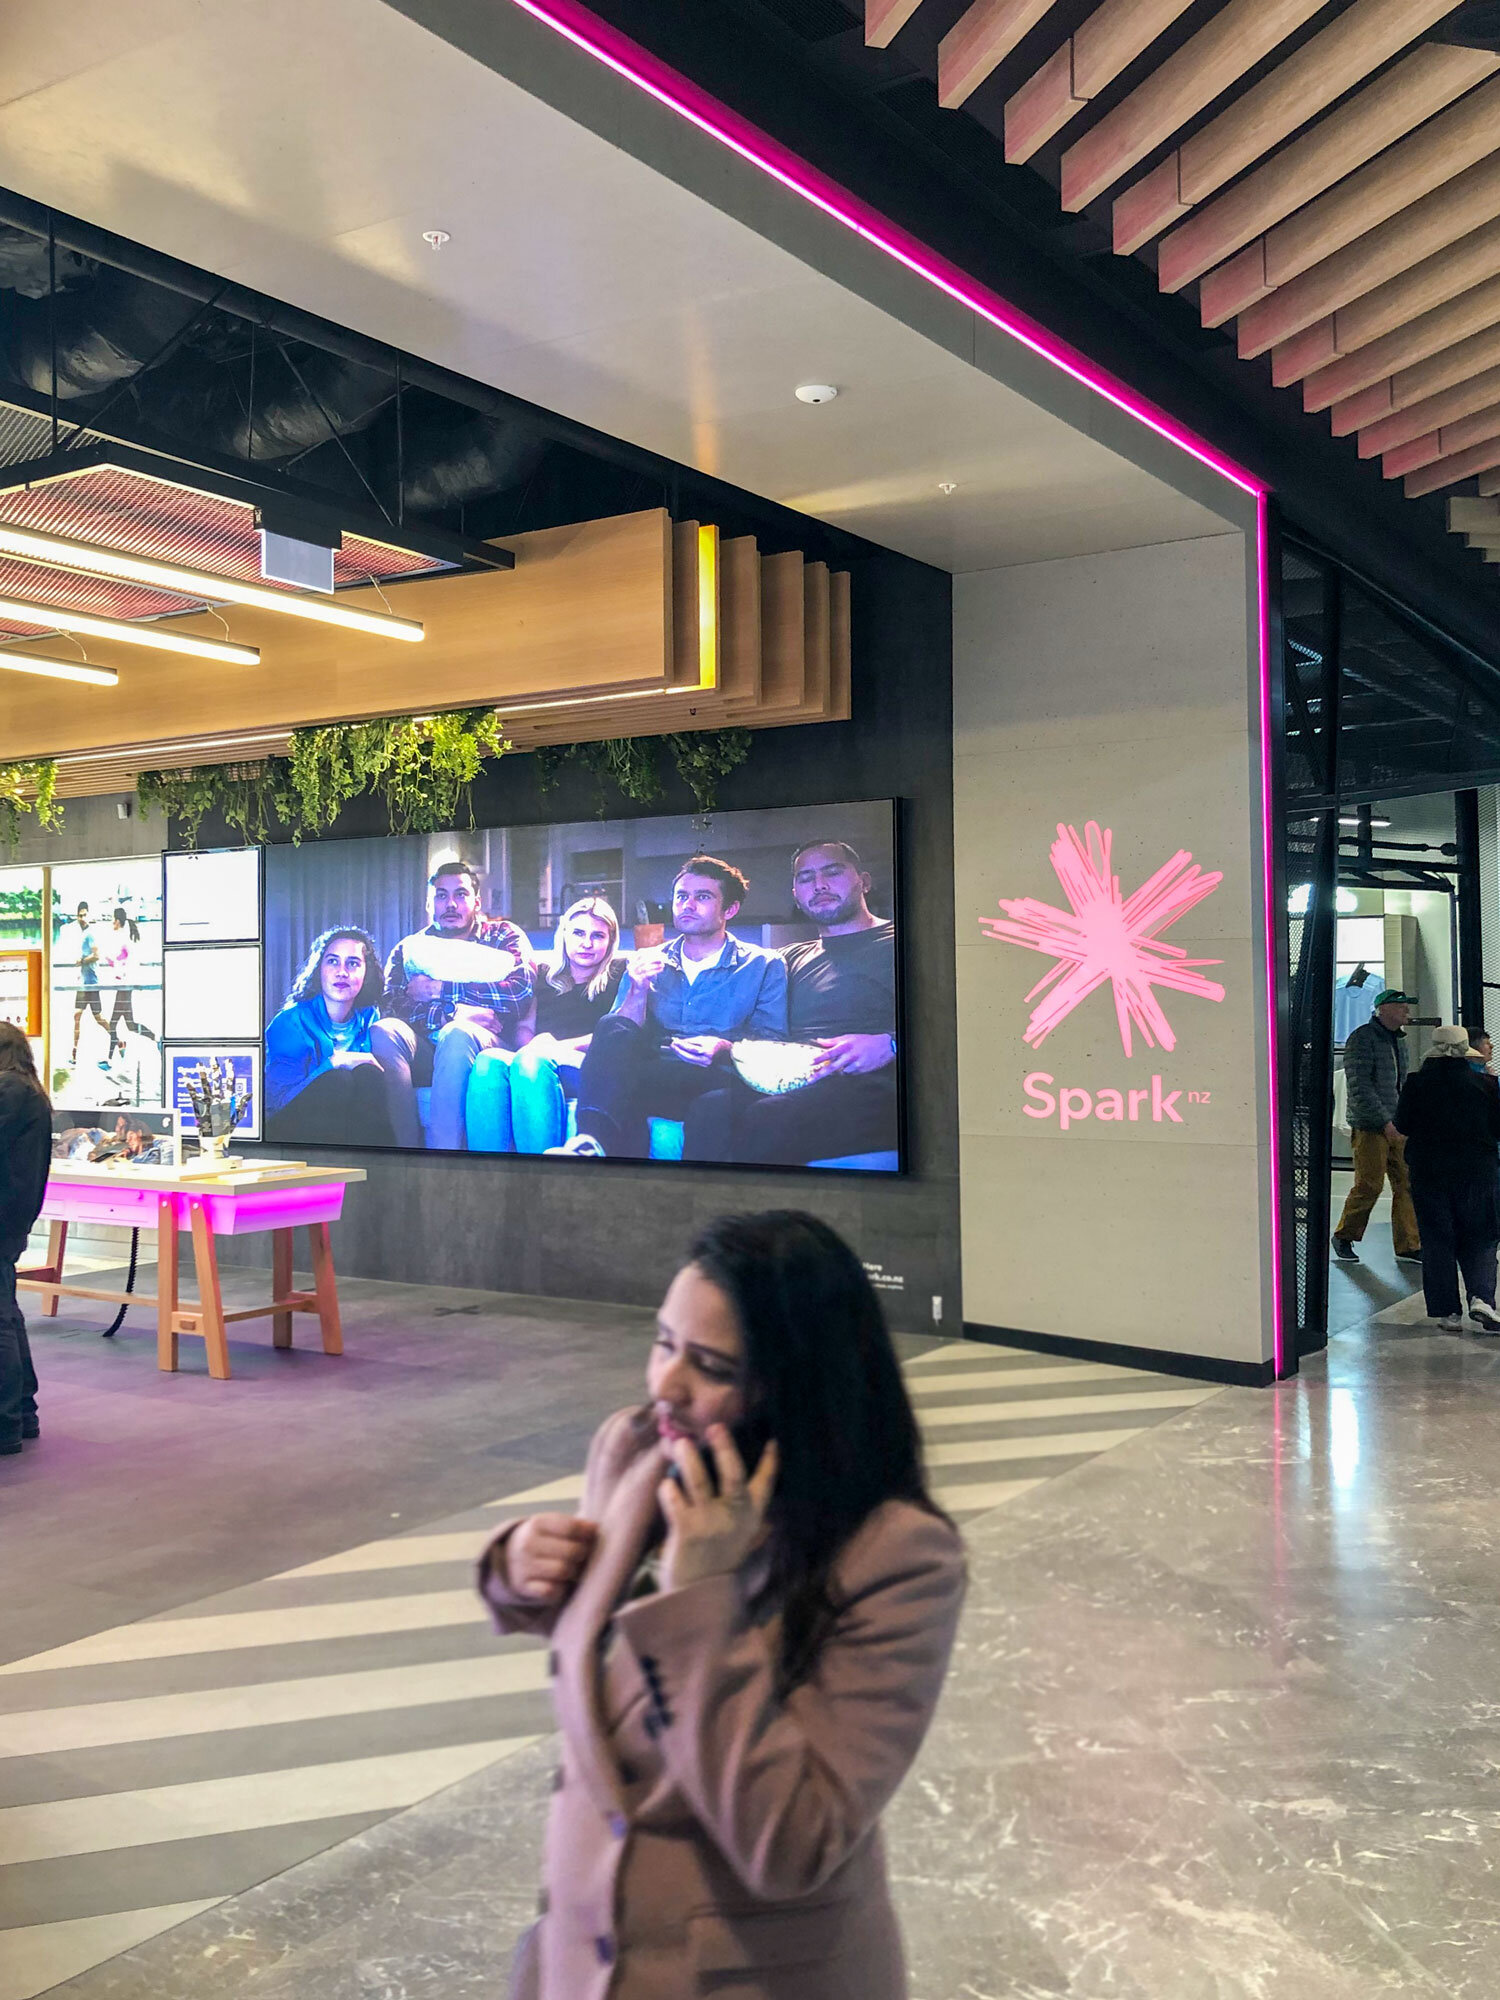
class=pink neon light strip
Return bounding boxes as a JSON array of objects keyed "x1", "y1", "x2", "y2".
[{"x1": 502, "y1": 0, "x2": 1286, "y2": 1377}]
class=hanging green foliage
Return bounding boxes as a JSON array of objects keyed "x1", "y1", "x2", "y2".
[
  {"x1": 140, "y1": 709, "x2": 510, "y2": 846},
  {"x1": 528, "y1": 737, "x2": 665, "y2": 813},
  {"x1": 0, "y1": 759, "x2": 63, "y2": 850},
  {"x1": 666, "y1": 729, "x2": 752, "y2": 814}
]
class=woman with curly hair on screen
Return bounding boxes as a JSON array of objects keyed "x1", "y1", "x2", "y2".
[{"x1": 264, "y1": 926, "x2": 407, "y2": 1145}]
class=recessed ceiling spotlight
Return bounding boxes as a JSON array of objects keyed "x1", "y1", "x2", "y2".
[
  {"x1": 422, "y1": 229, "x2": 451, "y2": 250},
  {"x1": 795, "y1": 383, "x2": 838, "y2": 405},
  {"x1": 938, "y1": 480, "x2": 958, "y2": 494}
]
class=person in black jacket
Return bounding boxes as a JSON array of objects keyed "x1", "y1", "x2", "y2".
[
  {"x1": 1393, "y1": 1024, "x2": 1500, "y2": 1334},
  {"x1": 0, "y1": 1022, "x2": 51, "y2": 1453}
]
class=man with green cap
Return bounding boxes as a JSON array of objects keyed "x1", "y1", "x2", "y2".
[{"x1": 1333, "y1": 989, "x2": 1421, "y2": 1265}]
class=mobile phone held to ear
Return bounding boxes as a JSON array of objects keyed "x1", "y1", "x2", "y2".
[{"x1": 667, "y1": 1417, "x2": 772, "y2": 1496}]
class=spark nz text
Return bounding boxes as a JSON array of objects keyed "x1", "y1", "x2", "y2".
[{"x1": 1022, "y1": 1071, "x2": 1209, "y2": 1130}]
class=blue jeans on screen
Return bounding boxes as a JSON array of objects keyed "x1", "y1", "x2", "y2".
[
  {"x1": 467, "y1": 1046, "x2": 578, "y2": 1153},
  {"x1": 0, "y1": 1259, "x2": 38, "y2": 1451}
]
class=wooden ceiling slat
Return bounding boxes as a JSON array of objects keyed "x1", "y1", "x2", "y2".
[
  {"x1": 1404, "y1": 432, "x2": 1500, "y2": 497},
  {"x1": 938, "y1": 0, "x2": 1065, "y2": 109},
  {"x1": 1302, "y1": 274, "x2": 1500, "y2": 411},
  {"x1": 1478, "y1": 468, "x2": 1500, "y2": 496},
  {"x1": 1198, "y1": 73, "x2": 1500, "y2": 326},
  {"x1": 1272, "y1": 216, "x2": 1500, "y2": 386},
  {"x1": 1382, "y1": 399, "x2": 1500, "y2": 477},
  {"x1": 1328, "y1": 323, "x2": 1500, "y2": 435},
  {"x1": 1058, "y1": 0, "x2": 1324, "y2": 212},
  {"x1": 1448, "y1": 497, "x2": 1500, "y2": 530},
  {"x1": 1112, "y1": 0, "x2": 1464, "y2": 255},
  {"x1": 1005, "y1": 0, "x2": 1195, "y2": 160},
  {"x1": 1246, "y1": 161, "x2": 1500, "y2": 363},
  {"x1": 866, "y1": 0, "x2": 926, "y2": 48},
  {"x1": 1156, "y1": 45, "x2": 1494, "y2": 294},
  {"x1": 1356, "y1": 361, "x2": 1500, "y2": 457}
]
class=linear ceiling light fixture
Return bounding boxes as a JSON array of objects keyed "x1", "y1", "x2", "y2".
[
  {"x1": 0, "y1": 648, "x2": 118, "y2": 688},
  {"x1": 0, "y1": 525, "x2": 425, "y2": 643},
  {"x1": 0, "y1": 596, "x2": 259, "y2": 666}
]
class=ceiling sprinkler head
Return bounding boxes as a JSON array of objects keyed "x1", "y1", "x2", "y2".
[
  {"x1": 938, "y1": 480, "x2": 958, "y2": 494},
  {"x1": 422, "y1": 229, "x2": 451, "y2": 250},
  {"x1": 795, "y1": 383, "x2": 838, "y2": 405}
]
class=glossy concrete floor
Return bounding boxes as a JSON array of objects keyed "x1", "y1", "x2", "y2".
[{"x1": 7, "y1": 1204, "x2": 1497, "y2": 1998}]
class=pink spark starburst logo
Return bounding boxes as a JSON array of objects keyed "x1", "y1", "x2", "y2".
[{"x1": 982, "y1": 822, "x2": 1226, "y2": 1056}]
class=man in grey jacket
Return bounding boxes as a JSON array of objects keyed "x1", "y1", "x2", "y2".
[{"x1": 1333, "y1": 989, "x2": 1421, "y2": 1265}]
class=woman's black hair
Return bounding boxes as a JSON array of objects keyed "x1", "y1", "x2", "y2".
[
  {"x1": 286, "y1": 926, "x2": 385, "y2": 1012},
  {"x1": 112, "y1": 906, "x2": 141, "y2": 943},
  {"x1": 684, "y1": 1209, "x2": 948, "y2": 1693},
  {"x1": 0, "y1": 1021, "x2": 49, "y2": 1101}
]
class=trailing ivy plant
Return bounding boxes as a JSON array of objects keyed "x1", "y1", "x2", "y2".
[
  {"x1": 141, "y1": 709, "x2": 510, "y2": 846},
  {"x1": 0, "y1": 758, "x2": 63, "y2": 850},
  {"x1": 528, "y1": 737, "x2": 664, "y2": 814},
  {"x1": 666, "y1": 729, "x2": 752, "y2": 814}
]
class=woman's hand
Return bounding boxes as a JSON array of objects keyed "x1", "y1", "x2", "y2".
[
  {"x1": 494, "y1": 1513, "x2": 599, "y2": 1602},
  {"x1": 659, "y1": 1426, "x2": 778, "y2": 1593},
  {"x1": 329, "y1": 1049, "x2": 380, "y2": 1069}
]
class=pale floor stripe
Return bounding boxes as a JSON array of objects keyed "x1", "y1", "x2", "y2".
[
  {"x1": 0, "y1": 1737, "x2": 532, "y2": 1868},
  {"x1": 0, "y1": 1651, "x2": 549, "y2": 1760},
  {"x1": 909, "y1": 1363, "x2": 1145, "y2": 1395},
  {"x1": 933, "y1": 1477, "x2": 1045, "y2": 1513},
  {"x1": 0, "y1": 1592, "x2": 489, "y2": 1679},
  {"x1": 904, "y1": 1342, "x2": 983, "y2": 1366},
  {"x1": 485, "y1": 1473, "x2": 586, "y2": 1508},
  {"x1": 924, "y1": 1426, "x2": 1147, "y2": 1467},
  {"x1": 279, "y1": 1531, "x2": 495, "y2": 1579},
  {"x1": 0, "y1": 1899, "x2": 224, "y2": 2000},
  {"x1": 918, "y1": 1387, "x2": 1217, "y2": 1428}
]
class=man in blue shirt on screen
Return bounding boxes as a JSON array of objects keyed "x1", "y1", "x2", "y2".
[
  {"x1": 684, "y1": 840, "x2": 898, "y2": 1167},
  {"x1": 556, "y1": 855, "x2": 786, "y2": 1159}
]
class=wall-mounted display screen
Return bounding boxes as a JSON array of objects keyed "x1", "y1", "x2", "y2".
[
  {"x1": 50, "y1": 858, "x2": 163, "y2": 1109},
  {"x1": 165, "y1": 847, "x2": 261, "y2": 943},
  {"x1": 52, "y1": 1104, "x2": 177, "y2": 1166},
  {"x1": 167, "y1": 1046, "x2": 261, "y2": 1141},
  {"x1": 164, "y1": 945, "x2": 262, "y2": 1041},
  {"x1": 262, "y1": 800, "x2": 901, "y2": 1170}
]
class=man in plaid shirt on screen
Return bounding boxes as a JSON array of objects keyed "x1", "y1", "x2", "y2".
[{"x1": 372, "y1": 858, "x2": 534, "y2": 1150}]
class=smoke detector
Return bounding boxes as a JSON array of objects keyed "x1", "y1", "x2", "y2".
[{"x1": 795, "y1": 383, "x2": 838, "y2": 405}]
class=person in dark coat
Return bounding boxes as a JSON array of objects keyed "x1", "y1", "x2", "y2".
[
  {"x1": 1393, "y1": 1024, "x2": 1500, "y2": 1334},
  {"x1": 0, "y1": 1022, "x2": 52, "y2": 1453}
]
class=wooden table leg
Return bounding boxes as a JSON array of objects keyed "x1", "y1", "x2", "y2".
[
  {"x1": 271, "y1": 1228, "x2": 294, "y2": 1350},
  {"x1": 188, "y1": 1200, "x2": 232, "y2": 1381},
  {"x1": 308, "y1": 1221, "x2": 344, "y2": 1356},
  {"x1": 42, "y1": 1220, "x2": 67, "y2": 1317},
  {"x1": 156, "y1": 1199, "x2": 179, "y2": 1373}
]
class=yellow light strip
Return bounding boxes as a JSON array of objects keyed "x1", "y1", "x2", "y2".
[
  {"x1": 0, "y1": 524, "x2": 425, "y2": 643},
  {"x1": 0, "y1": 649, "x2": 118, "y2": 688},
  {"x1": 0, "y1": 595, "x2": 258, "y2": 666},
  {"x1": 697, "y1": 522, "x2": 719, "y2": 690}
]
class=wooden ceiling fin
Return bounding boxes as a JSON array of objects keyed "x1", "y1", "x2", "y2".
[
  {"x1": 1059, "y1": 0, "x2": 1324, "y2": 212},
  {"x1": 1198, "y1": 71, "x2": 1500, "y2": 326},
  {"x1": 1383, "y1": 400, "x2": 1500, "y2": 477},
  {"x1": 1404, "y1": 433, "x2": 1500, "y2": 497},
  {"x1": 1301, "y1": 275, "x2": 1500, "y2": 411},
  {"x1": 1329, "y1": 323, "x2": 1500, "y2": 433},
  {"x1": 1359, "y1": 364, "x2": 1500, "y2": 457},
  {"x1": 1271, "y1": 319, "x2": 1339, "y2": 388},
  {"x1": 1237, "y1": 156, "x2": 1500, "y2": 362},
  {"x1": 1158, "y1": 45, "x2": 1495, "y2": 295},
  {"x1": 1479, "y1": 468, "x2": 1500, "y2": 496},
  {"x1": 1005, "y1": 0, "x2": 1194, "y2": 164},
  {"x1": 1113, "y1": 0, "x2": 1465, "y2": 256},
  {"x1": 1449, "y1": 496, "x2": 1500, "y2": 529},
  {"x1": 938, "y1": 0, "x2": 1066, "y2": 109},
  {"x1": 866, "y1": 0, "x2": 926, "y2": 48},
  {"x1": 1319, "y1": 215, "x2": 1500, "y2": 359}
]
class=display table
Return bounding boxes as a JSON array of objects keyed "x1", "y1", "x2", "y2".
[{"x1": 17, "y1": 1163, "x2": 367, "y2": 1381}]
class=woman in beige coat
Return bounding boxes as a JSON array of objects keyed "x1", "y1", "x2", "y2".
[{"x1": 479, "y1": 1209, "x2": 965, "y2": 2000}]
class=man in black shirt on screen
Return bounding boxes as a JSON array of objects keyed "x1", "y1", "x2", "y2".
[{"x1": 684, "y1": 839, "x2": 898, "y2": 1166}]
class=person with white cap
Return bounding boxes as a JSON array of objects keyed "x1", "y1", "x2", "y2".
[{"x1": 1393, "y1": 1025, "x2": 1500, "y2": 1333}]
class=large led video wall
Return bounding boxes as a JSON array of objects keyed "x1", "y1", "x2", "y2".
[{"x1": 262, "y1": 800, "x2": 901, "y2": 1171}]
